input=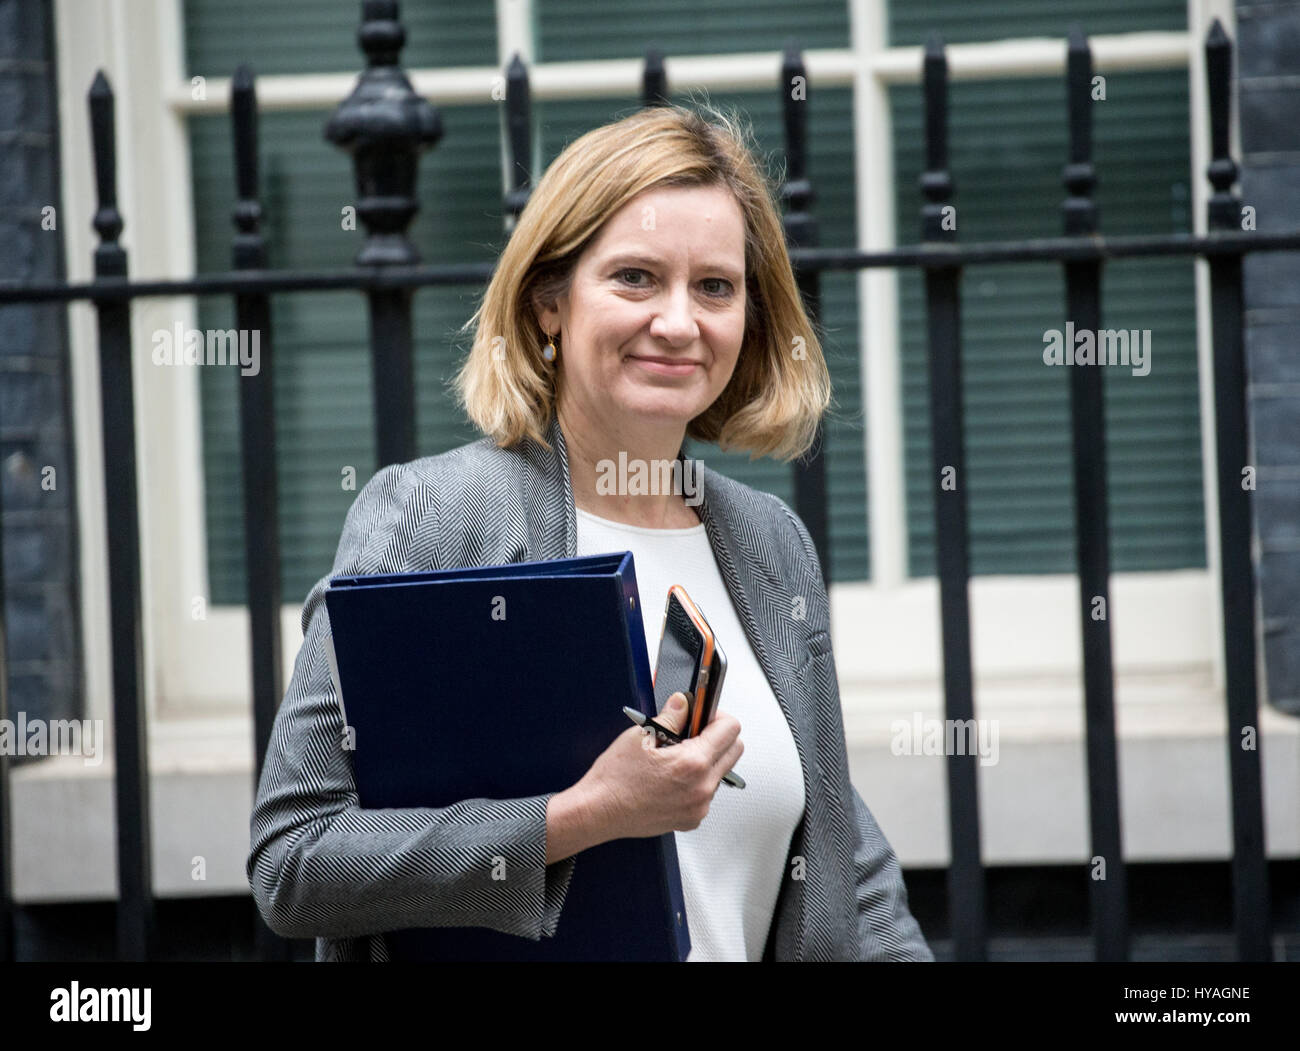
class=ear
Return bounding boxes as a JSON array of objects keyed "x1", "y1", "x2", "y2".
[{"x1": 531, "y1": 293, "x2": 561, "y2": 338}]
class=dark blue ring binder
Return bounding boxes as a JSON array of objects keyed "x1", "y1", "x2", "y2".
[{"x1": 323, "y1": 552, "x2": 691, "y2": 961}]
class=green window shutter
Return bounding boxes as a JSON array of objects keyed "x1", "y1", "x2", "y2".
[
  {"x1": 182, "y1": 0, "x2": 497, "y2": 78},
  {"x1": 889, "y1": 0, "x2": 1186, "y2": 47},
  {"x1": 190, "y1": 104, "x2": 504, "y2": 606},
  {"x1": 891, "y1": 68, "x2": 1205, "y2": 577},
  {"x1": 537, "y1": 87, "x2": 869, "y2": 582},
  {"x1": 537, "y1": 0, "x2": 848, "y2": 61}
]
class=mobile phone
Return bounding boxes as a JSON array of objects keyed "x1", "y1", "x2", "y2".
[
  {"x1": 699, "y1": 632, "x2": 727, "y2": 730},
  {"x1": 652, "y1": 585, "x2": 717, "y2": 738}
]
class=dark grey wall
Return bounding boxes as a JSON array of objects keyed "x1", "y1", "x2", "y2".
[
  {"x1": 1238, "y1": 0, "x2": 1300, "y2": 716},
  {"x1": 0, "y1": 0, "x2": 82, "y2": 734}
]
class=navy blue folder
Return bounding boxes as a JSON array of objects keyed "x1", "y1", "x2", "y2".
[{"x1": 323, "y1": 551, "x2": 691, "y2": 961}]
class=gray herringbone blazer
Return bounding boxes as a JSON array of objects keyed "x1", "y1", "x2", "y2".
[{"x1": 247, "y1": 410, "x2": 934, "y2": 962}]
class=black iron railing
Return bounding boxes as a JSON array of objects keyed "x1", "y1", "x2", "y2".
[{"x1": 0, "y1": 0, "x2": 1292, "y2": 964}]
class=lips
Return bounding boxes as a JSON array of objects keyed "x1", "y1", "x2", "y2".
[{"x1": 628, "y1": 355, "x2": 700, "y2": 376}]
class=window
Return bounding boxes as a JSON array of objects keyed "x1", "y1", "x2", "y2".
[
  {"x1": 188, "y1": 105, "x2": 501, "y2": 604},
  {"x1": 892, "y1": 69, "x2": 1204, "y2": 576},
  {"x1": 68, "y1": 0, "x2": 1216, "y2": 714}
]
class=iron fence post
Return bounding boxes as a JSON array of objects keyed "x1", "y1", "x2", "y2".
[
  {"x1": 1061, "y1": 25, "x2": 1128, "y2": 962},
  {"x1": 920, "y1": 34, "x2": 986, "y2": 962},
  {"x1": 325, "y1": 0, "x2": 442, "y2": 469},
  {"x1": 1204, "y1": 17, "x2": 1272, "y2": 963},
  {"x1": 89, "y1": 69, "x2": 155, "y2": 962}
]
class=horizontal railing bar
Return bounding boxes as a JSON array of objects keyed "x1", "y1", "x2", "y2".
[
  {"x1": 3, "y1": 231, "x2": 1298, "y2": 305},
  {"x1": 798, "y1": 231, "x2": 1300, "y2": 267},
  {"x1": 0, "y1": 262, "x2": 496, "y2": 303}
]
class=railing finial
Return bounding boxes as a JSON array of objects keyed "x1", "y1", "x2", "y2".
[
  {"x1": 780, "y1": 42, "x2": 814, "y2": 235},
  {"x1": 642, "y1": 47, "x2": 668, "y2": 108},
  {"x1": 921, "y1": 35, "x2": 953, "y2": 243},
  {"x1": 231, "y1": 64, "x2": 264, "y2": 265},
  {"x1": 358, "y1": 0, "x2": 404, "y2": 67},
  {"x1": 504, "y1": 52, "x2": 532, "y2": 226},
  {"x1": 89, "y1": 70, "x2": 125, "y2": 276},
  {"x1": 1063, "y1": 25, "x2": 1098, "y2": 235},
  {"x1": 325, "y1": 0, "x2": 442, "y2": 266},
  {"x1": 1205, "y1": 18, "x2": 1240, "y2": 231}
]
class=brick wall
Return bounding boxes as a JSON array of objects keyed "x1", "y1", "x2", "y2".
[
  {"x1": 1238, "y1": 0, "x2": 1300, "y2": 716},
  {"x1": 0, "y1": 0, "x2": 82, "y2": 735}
]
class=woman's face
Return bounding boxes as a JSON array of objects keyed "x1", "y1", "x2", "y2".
[{"x1": 540, "y1": 183, "x2": 748, "y2": 437}]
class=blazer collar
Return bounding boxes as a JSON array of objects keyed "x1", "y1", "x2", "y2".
[{"x1": 523, "y1": 409, "x2": 815, "y2": 789}]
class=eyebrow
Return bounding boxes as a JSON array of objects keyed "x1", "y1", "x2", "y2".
[{"x1": 602, "y1": 253, "x2": 744, "y2": 283}]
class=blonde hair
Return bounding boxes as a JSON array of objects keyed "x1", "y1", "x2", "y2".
[{"x1": 452, "y1": 101, "x2": 832, "y2": 462}]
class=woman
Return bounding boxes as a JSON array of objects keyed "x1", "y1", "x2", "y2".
[{"x1": 247, "y1": 103, "x2": 932, "y2": 962}]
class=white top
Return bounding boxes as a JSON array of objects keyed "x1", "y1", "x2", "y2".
[{"x1": 575, "y1": 505, "x2": 807, "y2": 961}]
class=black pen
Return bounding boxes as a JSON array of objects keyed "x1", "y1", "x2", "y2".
[{"x1": 622, "y1": 706, "x2": 746, "y2": 789}]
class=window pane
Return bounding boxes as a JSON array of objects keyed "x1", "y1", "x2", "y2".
[
  {"x1": 182, "y1": 0, "x2": 497, "y2": 78},
  {"x1": 537, "y1": 0, "x2": 849, "y2": 62},
  {"x1": 891, "y1": 69, "x2": 1205, "y2": 577},
  {"x1": 889, "y1": 0, "x2": 1185, "y2": 47}
]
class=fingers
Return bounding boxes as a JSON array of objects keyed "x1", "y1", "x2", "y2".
[
  {"x1": 711, "y1": 736, "x2": 744, "y2": 782},
  {"x1": 656, "y1": 692, "x2": 692, "y2": 735},
  {"x1": 695, "y1": 709, "x2": 741, "y2": 766},
  {"x1": 609, "y1": 723, "x2": 653, "y2": 751},
  {"x1": 643, "y1": 700, "x2": 742, "y2": 788}
]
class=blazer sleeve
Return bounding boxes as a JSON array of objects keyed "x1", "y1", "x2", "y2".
[
  {"x1": 246, "y1": 462, "x2": 577, "y2": 942},
  {"x1": 772, "y1": 495, "x2": 935, "y2": 962}
]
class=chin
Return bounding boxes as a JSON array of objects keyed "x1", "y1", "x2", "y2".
[{"x1": 617, "y1": 396, "x2": 700, "y2": 428}]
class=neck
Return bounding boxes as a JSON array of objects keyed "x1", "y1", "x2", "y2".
[{"x1": 556, "y1": 397, "x2": 699, "y2": 529}]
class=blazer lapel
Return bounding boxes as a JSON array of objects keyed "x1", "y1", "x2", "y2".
[
  {"x1": 524, "y1": 411, "x2": 579, "y2": 563},
  {"x1": 690, "y1": 465, "x2": 816, "y2": 797}
]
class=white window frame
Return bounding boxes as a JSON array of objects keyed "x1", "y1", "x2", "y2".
[{"x1": 57, "y1": 0, "x2": 1236, "y2": 731}]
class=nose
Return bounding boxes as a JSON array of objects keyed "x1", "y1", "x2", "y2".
[{"x1": 648, "y1": 281, "x2": 699, "y2": 347}]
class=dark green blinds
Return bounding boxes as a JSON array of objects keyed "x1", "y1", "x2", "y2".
[
  {"x1": 182, "y1": 0, "x2": 497, "y2": 77},
  {"x1": 889, "y1": 0, "x2": 1186, "y2": 46},
  {"x1": 536, "y1": 89, "x2": 869, "y2": 583},
  {"x1": 891, "y1": 69, "x2": 1205, "y2": 577},
  {"x1": 190, "y1": 105, "x2": 504, "y2": 605},
  {"x1": 185, "y1": 0, "x2": 502, "y2": 605},
  {"x1": 537, "y1": 0, "x2": 849, "y2": 61}
]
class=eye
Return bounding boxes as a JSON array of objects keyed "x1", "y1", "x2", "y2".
[
  {"x1": 701, "y1": 278, "x2": 734, "y2": 297},
  {"x1": 615, "y1": 268, "x2": 650, "y2": 287}
]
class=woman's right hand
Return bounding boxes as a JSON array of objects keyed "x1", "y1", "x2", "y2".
[{"x1": 561, "y1": 693, "x2": 743, "y2": 849}]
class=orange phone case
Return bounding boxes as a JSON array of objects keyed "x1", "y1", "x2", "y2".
[{"x1": 656, "y1": 584, "x2": 715, "y2": 738}]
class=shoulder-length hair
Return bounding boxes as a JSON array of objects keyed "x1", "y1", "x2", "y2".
[{"x1": 452, "y1": 101, "x2": 832, "y2": 462}]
